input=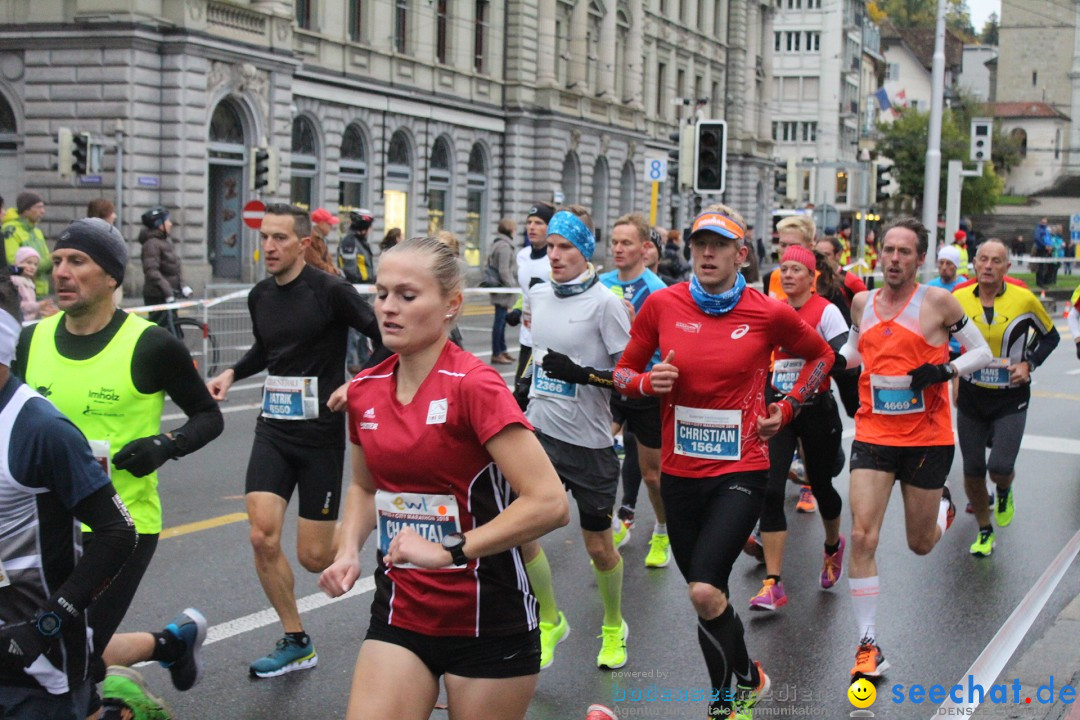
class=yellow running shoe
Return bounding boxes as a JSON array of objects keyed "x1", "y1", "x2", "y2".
[
  {"x1": 596, "y1": 620, "x2": 629, "y2": 669},
  {"x1": 644, "y1": 532, "x2": 671, "y2": 568},
  {"x1": 538, "y1": 611, "x2": 570, "y2": 670}
]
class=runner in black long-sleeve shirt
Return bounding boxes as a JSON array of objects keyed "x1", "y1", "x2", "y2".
[{"x1": 207, "y1": 203, "x2": 386, "y2": 678}]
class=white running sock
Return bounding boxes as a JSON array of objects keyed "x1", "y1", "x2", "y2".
[
  {"x1": 849, "y1": 576, "x2": 880, "y2": 642},
  {"x1": 654, "y1": 522, "x2": 667, "y2": 536},
  {"x1": 937, "y1": 496, "x2": 950, "y2": 534}
]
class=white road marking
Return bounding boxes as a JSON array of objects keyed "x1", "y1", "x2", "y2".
[
  {"x1": 839, "y1": 428, "x2": 1080, "y2": 456},
  {"x1": 931, "y1": 528, "x2": 1080, "y2": 718}
]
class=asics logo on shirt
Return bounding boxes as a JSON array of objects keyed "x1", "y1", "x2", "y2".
[
  {"x1": 676, "y1": 321, "x2": 702, "y2": 334},
  {"x1": 731, "y1": 324, "x2": 750, "y2": 339}
]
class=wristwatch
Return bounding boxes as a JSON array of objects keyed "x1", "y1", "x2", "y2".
[
  {"x1": 441, "y1": 532, "x2": 468, "y2": 566},
  {"x1": 35, "y1": 611, "x2": 62, "y2": 638},
  {"x1": 168, "y1": 431, "x2": 190, "y2": 455}
]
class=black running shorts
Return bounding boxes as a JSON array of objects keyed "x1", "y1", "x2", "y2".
[
  {"x1": 365, "y1": 618, "x2": 540, "y2": 679},
  {"x1": 609, "y1": 394, "x2": 662, "y2": 449},
  {"x1": 535, "y1": 431, "x2": 619, "y2": 532},
  {"x1": 244, "y1": 433, "x2": 345, "y2": 520},
  {"x1": 849, "y1": 440, "x2": 954, "y2": 490}
]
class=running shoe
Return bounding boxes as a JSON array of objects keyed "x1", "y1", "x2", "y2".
[
  {"x1": 616, "y1": 504, "x2": 636, "y2": 530},
  {"x1": 596, "y1": 620, "x2": 629, "y2": 669},
  {"x1": 970, "y1": 527, "x2": 995, "y2": 557},
  {"x1": 101, "y1": 666, "x2": 173, "y2": 720},
  {"x1": 964, "y1": 489, "x2": 995, "y2": 514},
  {"x1": 645, "y1": 532, "x2": 671, "y2": 568},
  {"x1": 788, "y1": 457, "x2": 806, "y2": 484},
  {"x1": 796, "y1": 485, "x2": 817, "y2": 513},
  {"x1": 612, "y1": 520, "x2": 631, "y2": 549},
  {"x1": 749, "y1": 578, "x2": 788, "y2": 612},
  {"x1": 742, "y1": 526, "x2": 765, "y2": 564},
  {"x1": 995, "y1": 488, "x2": 1015, "y2": 527},
  {"x1": 585, "y1": 705, "x2": 619, "y2": 720},
  {"x1": 539, "y1": 611, "x2": 570, "y2": 670},
  {"x1": 249, "y1": 635, "x2": 318, "y2": 678},
  {"x1": 942, "y1": 486, "x2": 956, "y2": 531},
  {"x1": 850, "y1": 637, "x2": 889, "y2": 679},
  {"x1": 613, "y1": 436, "x2": 625, "y2": 459},
  {"x1": 731, "y1": 660, "x2": 771, "y2": 720},
  {"x1": 160, "y1": 608, "x2": 207, "y2": 691},
  {"x1": 821, "y1": 535, "x2": 845, "y2": 589}
]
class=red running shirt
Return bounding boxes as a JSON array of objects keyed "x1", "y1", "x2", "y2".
[
  {"x1": 615, "y1": 283, "x2": 833, "y2": 478},
  {"x1": 347, "y1": 341, "x2": 536, "y2": 637}
]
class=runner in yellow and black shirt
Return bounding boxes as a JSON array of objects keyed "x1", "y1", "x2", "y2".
[{"x1": 953, "y1": 239, "x2": 1059, "y2": 557}]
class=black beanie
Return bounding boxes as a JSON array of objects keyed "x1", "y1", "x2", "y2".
[
  {"x1": 17, "y1": 191, "x2": 44, "y2": 215},
  {"x1": 526, "y1": 202, "x2": 555, "y2": 225},
  {"x1": 54, "y1": 218, "x2": 129, "y2": 285}
]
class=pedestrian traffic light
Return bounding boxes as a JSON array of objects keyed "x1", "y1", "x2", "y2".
[
  {"x1": 970, "y1": 118, "x2": 992, "y2": 163},
  {"x1": 875, "y1": 162, "x2": 895, "y2": 202},
  {"x1": 58, "y1": 128, "x2": 75, "y2": 179},
  {"x1": 693, "y1": 120, "x2": 727, "y2": 194},
  {"x1": 72, "y1": 132, "x2": 90, "y2": 176},
  {"x1": 251, "y1": 148, "x2": 270, "y2": 191}
]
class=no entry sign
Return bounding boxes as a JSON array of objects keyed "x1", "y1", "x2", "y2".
[{"x1": 243, "y1": 199, "x2": 266, "y2": 230}]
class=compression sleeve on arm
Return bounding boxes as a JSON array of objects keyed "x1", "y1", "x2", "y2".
[
  {"x1": 838, "y1": 323, "x2": 862, "y2": 369},
  {"x1": 56, "y1": 485, "x2": 138, "y2": 614},
  {"x1": 1026, "y1": 327, "x2": 1060, "y2": 369},
  {"x1": 950, "y1": 318, "x2": 993, "y2": 377},
  {"x1": 1069, "y1": 308, "x2": 1080, "y2": 346}
]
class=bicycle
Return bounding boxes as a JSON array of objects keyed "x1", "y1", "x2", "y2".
[{"x1": 159, "y1": 309, "x2": 220, "y2": 378}]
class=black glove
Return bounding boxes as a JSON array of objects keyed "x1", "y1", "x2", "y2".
[
  {"x1": 505, "y1": 309, "x2": 522, "y2": 327},
  {"x1": 907, "y1": 363, "x2": 955, "y2": 391},
  {"x1": 541, "y1": 351, "x2": 590, "y2": 385},
  {"x1": 0, "y1": 621, "x2": 49, "y2": 670},
  {"x1": 113, "y1": 434, "x2": 178, "y2": 477}
]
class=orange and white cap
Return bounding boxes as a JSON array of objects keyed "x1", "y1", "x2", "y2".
[{"x1": 689, "y1": 211, "x2": 746, "y2": 244}]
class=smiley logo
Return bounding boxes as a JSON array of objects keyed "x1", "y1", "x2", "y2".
[{"x1": 848, "y1": 678, "x2": 876, "y2": 708}]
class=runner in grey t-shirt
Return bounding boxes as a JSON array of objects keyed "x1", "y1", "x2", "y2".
[{"x1": 519, "y1": 208, "x2": 632, "y2": 674}]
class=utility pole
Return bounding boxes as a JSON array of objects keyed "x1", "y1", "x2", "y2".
[{"x1": 920, "y1": 0, "x2": 948, "y2": 280}]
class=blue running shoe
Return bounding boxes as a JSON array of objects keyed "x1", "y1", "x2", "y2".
[
  {"x1": 250, "y1": 635, "x2": 318, "y2": 678},
  {"x1": 160, "y1": 608, "x2": 207, "y2": 692}
]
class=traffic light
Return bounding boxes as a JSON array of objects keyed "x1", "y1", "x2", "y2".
[
  {"x1": 693, "y1": 120, "x2": 727, "y2": 194},
  {"x1": 58, "y1": 128, "x2": 74, "y2": 179},
  {"x1": 251, "y1": 148, "x2": 270, "y2": 191},
  {"x1": 774, "y1": 157, "x2": 797, "y2": 204},
  {"x1": 72, "y1": 132, "x2": 90, "y2": 176},
  {"x1": 774, "y1": 163, "x2": 788, "y2": 202},
  {"x1": 875, "y1": 162, "x2": 895, "y2": 202},
  {"x1": 970, "y1": 118, "x2": 992, "y2": 162}
]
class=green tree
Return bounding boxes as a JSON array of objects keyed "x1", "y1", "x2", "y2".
[
  {"x1": 872, "y1": 0, "x2": 973, "y2": 36},
  {"x1": 980, "y1": 12, "x2": 999, "y2": 45},
  {"x1": 876, "y1": 107, "x2": 1002, "y2": 216}
]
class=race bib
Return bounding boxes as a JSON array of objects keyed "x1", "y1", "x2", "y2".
[
  {"x1": 870, "y1": 374, "x2": 925, "y2": 415},
  {"x1": 375, "y1": 491, "x2": 461, "y2": 570},
  {"x1": 0, "y1": 557, "x2": 10, "y2": 588},
  {"x1": 673, "y1": 406, "x2": 741, "y2": 461},
  {"x1": 88, "y1": 439, "x2": 111, "y2": 479},
  {"x1": 968, "y1": 358, "x2": 1011, "y2": 389},
  {"x1": 771, "y1": 358, "x2": 805, "y2": 394},
  {"x1": 532, "y1": 348, "x2": 579, "y2": 400},
  {"x1": 262, "y1": 376, "x2": 319, "y2": 420}
]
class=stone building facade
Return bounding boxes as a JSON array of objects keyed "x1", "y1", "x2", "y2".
[{"x1": 0, "y1": 0, "x2": 776, "y2": 291}]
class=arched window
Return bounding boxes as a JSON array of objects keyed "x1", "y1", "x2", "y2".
[
  {"x1": 1010, "y1": 127, "x2": 1027, "y2": 159},
  {"x1": 427, "y1": 137, "x2": 454, "y2": 234},
  {"x1": 619, "y1": 160, "x2": 635, "y2": 215},
  {"x1": 555, "y1": 1, "x2": 573, "y2": 87},
  {"x1": 339, "y1": 123, "x2": 368, "y2": 215},
  {"x1": 385, "y1": 129, "x2": 413, "y2": 237},
  {"x1": 209, "y1": 101, "x2": 245, "y2": 144},
  {"x1": 587, "y1": 2, "x2": 603, "y2": 93},
  {"x1": 291, "y1": 116, "x2": 320, "y2": 210},
  {"x1": 465, "y1": 143, "x2": 488, "y2": 267},
  {"x1": 561, "y1": 151, "x2": 580, "y2": 205},
  {"x1": 592, "y1": 156, "x2": 610, "y2": 251}
]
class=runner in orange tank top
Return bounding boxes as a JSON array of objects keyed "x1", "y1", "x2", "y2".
[{"x1": 834, "y1": 217, "x2": 991, "y2": 682}]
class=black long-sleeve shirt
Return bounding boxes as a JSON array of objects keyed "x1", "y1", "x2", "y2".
[
  {"x1": 14, "y1": 309, "x2": 224, "y2": 453},
  {"x1": 232, "y1": 264, "x2": 386, "y2": 447}
]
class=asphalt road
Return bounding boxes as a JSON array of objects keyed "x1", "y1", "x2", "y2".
[{"x1": 116, "y1": 304, "x2": 1080, "y2": 720}]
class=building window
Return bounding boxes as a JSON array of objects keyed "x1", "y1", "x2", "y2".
[
  {"x1": 656, "y1": 62, "x2": 667, "y2": 119},
  {"x1": 676, "y1": 69, "x2": 686, "y2": 104},
  {"x1": 1032, "y1": 71, "x2": 1037, "y2": 87},
  {"x1": 802, "y1": 121, "x2": 817, "y2": 142},
  {"x1": 474, "y1": 0, "x2": 489, "y2": 73},
  {"x1": 587, "y1": 3, "x2": 602, "y2": 92},
  {"x1": 774, "y1": 31, "x2": 782, "y2": 52},
  {"x1": 615, "y1": 10, "x2": 630, "y2": 101},
  {"x1": 807, "y1": 0, "x2": 820, "y2": 7},
  {"x1": 348, "y1": 0, "x2": 362, "y2": 42},
  {"x1": 711, "y1": 80, "x2": 721, "y2": 117},
  {"x1": 465, "y1": 144, "x2": 488, "y2": 268},
  {"x1": 886, "y1": 63, "x2": 899, "y2": 81},
  {"x1": 787, "y1": 0, "x2": 801, "y2": 8},
  {"x1": 385, "y1": 130, "x2": 413, "y2": 237},
  {"x1": 679, "y1": 0, "x2": 688, "y2": 23},
  {"x1": 835, "y1": 171, "x2": 848, "y2": 204},
  {"x1": 555, "y1": 1, "x2": 573, "y2": 86},
  {"x1": 786, "y1": 31, "x2": 800, "y2": 52},
  {"x1": 339, "y1": 123, "x2": 368, "y2": 215},
  {"x1": 659, "y1": 0, "x2": 668, "y2": 15},
  {"x1": 296, "y1": 0, "x2": 312, "y2": 30},
  {"x1": 1011, "y1": 128, "x2": 1028, "y2": 158},
  {"x1": 209, "y1": 102, "x2": 245, "y2": 144},
  {"x1": 436, "y1": 0, "x2": 449, "y2": 64},
  {"x1": 427, "y1": 138, "x2": 453, "y2": 235},
  {"x1": 394, "y1": 0, "x2": 408, "y2": 53},
  {"x1": 290, "y1": 116, "x2": 319, "y2": 210},
  {"x1": 806, "y1": 32, "x2": 820, "y2": 51}
]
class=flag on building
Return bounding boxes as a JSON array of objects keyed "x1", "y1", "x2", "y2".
[{"x1": 874, "y1": 87, "x2": 891, "y2": 111}]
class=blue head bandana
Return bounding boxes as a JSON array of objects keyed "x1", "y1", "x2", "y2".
[
  {"x1": 547, "y1": 211, "x2": 595, "y2": 261},
  {"x1": 689, "y1": 272, "x2": 746, "y2": 316}
]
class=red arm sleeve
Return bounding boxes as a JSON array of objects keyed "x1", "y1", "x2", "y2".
[
  {"x1": 769, "y1": 303, "x2": 834, "y2": 407},
  {"x1": 614, "y1": 294, "x2": 661, "y2": 397}
]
